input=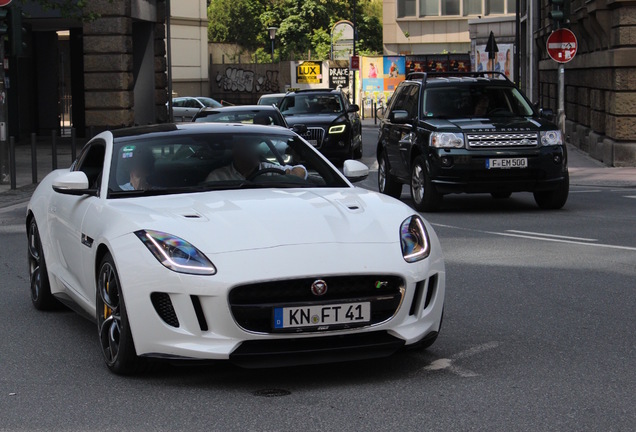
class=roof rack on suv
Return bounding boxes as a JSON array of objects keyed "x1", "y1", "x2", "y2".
[
  {"x1": 288, "y1": 88, "x2": 337, "y2": 93},
  {"x1": 406, "y1": 71, "x2": 511, "y2": 82}
]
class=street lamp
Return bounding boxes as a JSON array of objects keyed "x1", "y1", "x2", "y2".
[{"x1": 267, "y1": 26, "x2": 278, "y2": 62}]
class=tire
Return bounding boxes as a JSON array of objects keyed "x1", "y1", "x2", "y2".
[
  {"x1": 96, "y1": 253, "x2": 145, "y2": 375},
  {"x1": 410, "y1": 155, "x2": 442, "y2": 212},
  {"x1": 491, "y1": 191, "x2": 512, "y2": 199},
  {"x1": 378, "y1": 150, "x2": 402, "y2": 198},
  {"x1": 534, "y1": 172, "x2": 569, "y2": 210},
  {"x1": 27, "y1": 218, "x2": 60, "y2": 310},
  {"x1": 353, "y1": 143, "x2": 363, "y2": 159}
]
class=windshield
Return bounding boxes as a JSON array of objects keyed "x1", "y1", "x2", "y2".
[
  {"x1": 422, "y1": 85, "x2": 535, "y2": 118},
  {"x1": 279, "y1": 94, "x2": 344, "y2": 115},
  {"x1": 258, "y1": 96, "x2": 283, "y2": 106},
  {"x1": 108, "y1": 131, "x2": 348, "y2": 198},
  {"x1": 193, "y1": 110, "x2": 284, "y2": 126}
]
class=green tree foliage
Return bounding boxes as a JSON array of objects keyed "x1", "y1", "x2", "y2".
[{"x1": 208, "y1": 0, "x2": 383, "y2": 62}]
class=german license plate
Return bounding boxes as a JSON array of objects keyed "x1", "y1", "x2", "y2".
[
  {"x1": 308, "y1": 139, "x2": 318, "y2": 147},
  {"x1": 273, "y1": 302, "x2": 370, "y2": 329},
  {"x1": 486, "y1": 158, "x2": 527, "y2": 169}
]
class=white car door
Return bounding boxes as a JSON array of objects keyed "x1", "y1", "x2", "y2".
[{"x1": 48, "y1": 141, "x2": 106, "y2": 312}]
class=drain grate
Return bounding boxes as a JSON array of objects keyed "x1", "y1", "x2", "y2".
[{"x1": 252, "y1": 388, "x2": 291, "y2": 397}]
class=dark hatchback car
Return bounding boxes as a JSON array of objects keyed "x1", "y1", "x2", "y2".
[
  {"x1": 279, "y1": 89, "x2": 362, "y2": 162},
  {"x1": 377, "y1": 72, "x2": 569, "y2": 211},
  {"x1": 192, "y1": 105, "x2": 288, "y2": 127}
]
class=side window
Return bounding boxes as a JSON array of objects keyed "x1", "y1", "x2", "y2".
[
  {"x1": 173, "y1": 99, "x2": 183, "y2": 107},
  {"x1": 75, "y1": 141, "x2": 106, "y2": 189},
  {"x1": 388, "y1": 85, "x2": 406, "y2": 113},
  {"x1": 403, "y1": 85, "x2": 420, "y2": 119}
]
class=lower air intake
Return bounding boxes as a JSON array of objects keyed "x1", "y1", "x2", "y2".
[{"x1": 150, "y1": 292, "x2": 180, "y2": 328}]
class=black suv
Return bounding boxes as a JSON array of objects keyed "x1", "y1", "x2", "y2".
[
  {"x1": 377, "y1": 72, "x2": 569, "y2": 211},
  {"x1": 279, "y1": 89, "x2": 362, "y2": 162}
]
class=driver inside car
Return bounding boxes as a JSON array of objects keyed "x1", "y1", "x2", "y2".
[{"x1": 205, "y1": 137, "x2": 307, "y2": 182}]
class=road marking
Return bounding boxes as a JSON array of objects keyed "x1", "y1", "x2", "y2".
[
  {"x1": 422, "y1": 341, "x2": 500, "y2": 377},
  {"x1": 569, "y1": 190, "x2": 602, "y2": 193},
  {"x1": 431, "y1": 223, "x2": 636, "y2": 252},
  {"x1": 0, "y1": 202, "x2": 27, "y2": 214},
  {"x1": 505, "y1": 230, "x2": 597, "y2": 242},
  {"x1": 625, "y1": 196, "x2": 636, "y2": 199},
  {"x1": 0, "y1": 225, "x2": 25, "y2": 234}
]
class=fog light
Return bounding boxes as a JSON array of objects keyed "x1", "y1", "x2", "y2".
[
  {"x1": 441, "y1": 156, "x2": 453, "y2": 167},
  {"x1": 553, "y1": 154, "x2": 562, "y2": 164}
]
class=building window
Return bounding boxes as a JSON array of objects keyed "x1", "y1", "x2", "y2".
[
  {"x1": 442, "y1": 0, "x2": 461, "y2": 15},
  {"x1": 463, "y1": 0, "x2": 482, "y2": 16},
  {"x1": 398, "y1": 0, "x2": 417, "y2": 17},
  {"x1": 507, "y1": 0, "x2": 516, "y2": 13},
  {"x1": 420, "y1": 0, "x2": 439, "y2": 16},
  {"x1": 486, "y1": 0, "x2": 504, "y2": 14}
]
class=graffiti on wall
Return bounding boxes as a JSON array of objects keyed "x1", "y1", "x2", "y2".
[{"x1": 216, "y1": 68, "x2": 280, "y2": 93}]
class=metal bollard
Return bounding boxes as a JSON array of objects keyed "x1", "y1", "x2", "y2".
[
  {"x1": 71, "y1": 128, "x2": 77, "y2": 162},
  {"x1": 374, "y1": 101, "x2": 377, "y2": 125},
  {"x1": 31, "y1": 133, "x2": 37, "y2": 184},
  {"x1": 51, "y1": 130, "x2": 57, "y2": 170},
  {"x1": 9, "y1": 136, "x2": 16, "y2": 190}
]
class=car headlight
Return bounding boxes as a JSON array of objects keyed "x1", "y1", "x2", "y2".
[
  {"x1": 430, "y1": 132, "x2": 464, "y2": 148},
  {"x1": 135, "y1": 230, "x2": 216, "y2": 275},
  {"x1": 329, "y1": 124, "x2": 347, "y2": 134},
  {"x1": 400, "y1": 216, "x2": 430, "y2": 263},
  {"x1": 540, "y1": 130, "x2": 562, "y2": 146}
]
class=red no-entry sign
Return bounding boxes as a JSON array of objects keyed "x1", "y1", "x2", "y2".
[
  {"x1": 547, "y1": 29, "x2": 577, "y2": 63},
  {"x1": 0, "y1": 0, "x2": 12, "y2": 7}
]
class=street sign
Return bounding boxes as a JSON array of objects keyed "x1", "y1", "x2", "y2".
[
  {"x1": 350, "y1": 55, "x2": 359, "y2": 70},
  {"x1": 0, "y1": 0, "x2": 12, "y2": 7},
  {"x1": 485, "y1": 31, "x2": 499, "y2": 60},
  {"x1": 547, "y1": 28, "x2": 577, "y2": 63}
]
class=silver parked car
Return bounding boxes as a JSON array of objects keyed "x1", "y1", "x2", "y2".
[{"x1": 170, "y1": 97, "x2": 223, "y2": 121}]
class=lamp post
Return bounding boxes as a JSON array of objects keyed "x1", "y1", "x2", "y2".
[{"x1": 267, "y1": 26, "x2": 278, "y2": 62}]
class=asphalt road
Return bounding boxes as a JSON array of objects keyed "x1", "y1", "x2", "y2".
[{"x1": 0, "y1": 128, "x2": 634, "y2": 431}]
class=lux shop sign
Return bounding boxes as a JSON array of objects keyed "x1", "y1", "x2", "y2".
[{"x1": 296, "y1": 61, "x2": 323, "y2": 84}]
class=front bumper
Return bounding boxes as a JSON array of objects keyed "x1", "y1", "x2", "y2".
[
  {"x1": 428, "y1": 145, "x2": 567, "y2": 194},
  {"x1": 109, "y1": 233, "x2": 445, "y2": 366}
]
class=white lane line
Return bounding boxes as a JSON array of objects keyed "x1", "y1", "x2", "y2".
[
  {"x1": 569, "y1": 190, "x2": 602, "y2": 193},
  {"x1": 505, "y1": 230, "x2": 597, "y2": 242},
  {"x1": 0, "y1": 202, "x2": 27, "y2": 214},
  {"x1": 431, "y1": 223, "x2": 636, "y2": 252},
  {"x1": 422, "y1": 341, "x2": 500, "y2": 377},
  {"x1": 0, "y1": 225, "x2": 25, "y2": 234},
  {"x1": 625, "y1": 196, "x2": 636, "y2": 199}
]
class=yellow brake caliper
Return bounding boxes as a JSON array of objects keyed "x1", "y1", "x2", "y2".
[{"x1": 103, "y1": 279, "x2": 112, "y2": 319}]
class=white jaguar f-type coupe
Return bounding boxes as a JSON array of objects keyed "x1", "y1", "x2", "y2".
[{"x1": 26, "y1": 123, "x2": 445, "y2": 374}]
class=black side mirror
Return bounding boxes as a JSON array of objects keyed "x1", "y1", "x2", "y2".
[
  {"x1": 347, "y1": 104, "x2": 359, "y2": 113},
  {"x1": 539, "y1": 108, "x2": 554, "y2": 120},
  {"x1": 292, "y1": 124, "x2": 308, "y2": 135},
  {"x1": 390, "y1": 110, "x2": 411, "y2": 124}
]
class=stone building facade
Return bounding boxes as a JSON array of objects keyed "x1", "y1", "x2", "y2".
[
  {"x1": 537, "y1": 0, "x2": 636, "y2": 167},
  {"x1": 83, "y1": 0, "x2": 169, "y2": 130}
]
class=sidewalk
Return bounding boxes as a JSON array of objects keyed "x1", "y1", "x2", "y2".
[{"x1": 1, "y1": 124, "x2": 635, "y2": 208}]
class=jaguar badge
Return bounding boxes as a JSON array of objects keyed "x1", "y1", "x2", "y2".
[{"x1": 311, "y1": 279, "x2": 328, "y2": 296}]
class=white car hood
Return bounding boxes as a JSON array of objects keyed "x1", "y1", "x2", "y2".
[{"x1": 108, "y1": 188, "x2": 414, "y2": 254}]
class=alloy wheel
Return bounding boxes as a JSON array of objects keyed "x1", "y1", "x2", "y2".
[{"x1": 98, "y1": 263, "x2": 122, "y2": 365}]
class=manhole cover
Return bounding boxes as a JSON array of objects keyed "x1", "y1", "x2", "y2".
[{"x1": 253, "y1": 388, "x2": 291, "y2": 397}]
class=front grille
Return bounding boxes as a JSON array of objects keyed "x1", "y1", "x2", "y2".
[
  {"x1": 150, "y1": 292, "x2": 180, "y2": 327},
  {"x1": 229, "y1": 275, "x2": 405, "y2": 334},
  {"x1": 301, "y1": 127, "x2": 326, "y2": 147},
  {"x1": 467, "y1": 132, "x2": 538, "y2": 148}
]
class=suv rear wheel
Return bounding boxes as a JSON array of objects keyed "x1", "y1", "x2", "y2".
[
  {"x1": 378, "y1": 150, "x2": 402, "y2": 198},
  {"x1": 411, "y1": 155, "x2": 442, "y2": 212},
  {"x1": 534, "y1": 172, "x2": 569, "y2": 210}
]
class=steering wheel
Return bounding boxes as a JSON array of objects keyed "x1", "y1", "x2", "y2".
[{"x1": 247, "y1": 167, "x2": 287, "y2": 181}]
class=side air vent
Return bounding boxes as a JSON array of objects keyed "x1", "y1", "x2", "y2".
[
  {"x1": 190, "y1": 295, "x2": 209, "y2": 331},
  {"x1": 150, "y1": 292, "x2": 180, "y2": 327}
]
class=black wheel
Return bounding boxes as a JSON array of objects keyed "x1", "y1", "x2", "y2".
[
  {"x1": 353, "y1": 143, "x2": 363, "y2": 159},
  {"x1": 410, "y1": 155, "x2": 442, "y2": 212},
  {"x1": 378, "y1": 150, "x2": 402, "y2": 198},
  {"x1": 27, "y1": 218, "x2": 59, "y2": 310},
  {"x1": 96, "y1": 253, "x2": 144, "y2": 374},
  {"x1": 491, "y1": 191, "x2": 512, "y2": 199},
  {"x1": 534, "y1": 172, "x2": 569, "y2": 210}
]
